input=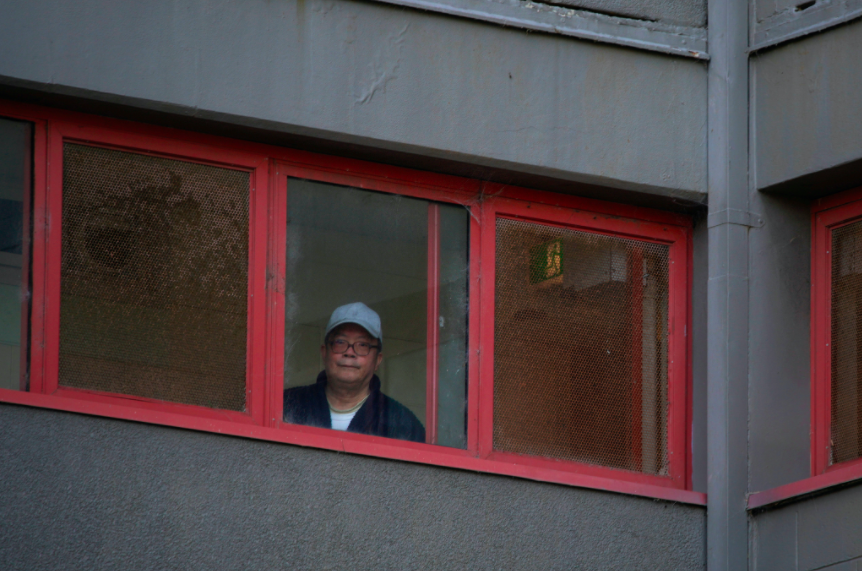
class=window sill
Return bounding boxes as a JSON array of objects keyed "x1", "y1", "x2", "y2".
[
  {"x1": 748, "y1": 459, "x2": 862, "y2": 510},
  {"x1": 0, "y1": 388, "x2": 706, "y2": 506}
]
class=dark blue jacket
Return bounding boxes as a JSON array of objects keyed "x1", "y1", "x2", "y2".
[{"x1": 283, "y1": 372, "x2": 426, "y2": 443}]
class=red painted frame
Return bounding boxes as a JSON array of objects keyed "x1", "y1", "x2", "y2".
[
  {"x1": 266, "y1": 159, "x2": 289, "y2": 427},
  {"x1": 426, "y1": 203, "x2": 441, "y2": 445},
  {"x1": 26, "y1": 103, "x2": 271, "y2": 425},
  {"x1": 812, "y1": 187, "x2": 862, "y2": 475},
  {"x1": 0, "y1": 99, "x2": 703, "y2": 505},
  {"x1": 477, "y1": 194, "x2": 691, "y2": 490}
]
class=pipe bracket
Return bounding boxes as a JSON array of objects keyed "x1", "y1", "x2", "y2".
[{"x1": 707, "y1": 208, "x2": 764, "y2": 229}]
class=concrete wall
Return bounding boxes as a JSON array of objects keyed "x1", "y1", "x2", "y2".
[
  {"x1": 751, "y1": 0, "x2": 862, "y2": 52},
  {"x1": 691, "y1": 216, "x2": 709, "y2": 494},
  {"x1": 748, "y1": 19, "x2": 862, "y2": 567},
  {"x1": 753, "y1": 18, "x2": 862, "y2": 196},
  {"x1": 0, "y1": 404, "x2": 707, "y2": 570},
  {"x1": 753, "y1": 483, "x2": 862, "y2": 570},
  {"x1": 747, "y1": 194, "x2": 812, "y2": 493},
  {"x1": 0, "y1": 0, "x2": 707, "y2": 205},
  {"x1": 748, "y1": 16, "x2": 862, "y2": 490}
]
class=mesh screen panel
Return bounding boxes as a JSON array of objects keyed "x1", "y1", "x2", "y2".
[
  {"x1": 830, "y1": 220, "x2": 862, "y2": 464},
  {"x1": 59, "y1": 144, "x2": 249, "y2": 411},
  {"x1": 494, "y1": 218, "x2": 670, "y2": 474}
]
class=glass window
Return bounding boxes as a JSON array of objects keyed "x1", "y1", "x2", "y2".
[
  {"x1": 830, "y1": 220, "x2": 862, "y2": 465},
  {"x1": 282, "y1": 179, "x2": 469, "y2": 447},
  {"x1": 58, "y1": 144, "x2": 249, "y2": 409},
  {"x1": 494, "y1": 218, "x2": 670, "y2": 475},
  {"x1": 0, "y1": 117, "x2": 30, "y2": 391}
]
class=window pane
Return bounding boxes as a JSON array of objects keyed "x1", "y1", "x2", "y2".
[
  {"x1": 831, "y1": 220, "x2": 862, "y2": 465},
  {"x1": 283, "y1": 178, "x2": 469, "y2": 447},
  {"x1": 494, "y1": 218, "x2": 670, "y2": 475},
  {"x1": 59, "y1": 144, "x2": 249, "y2": 410},
  {"x1": 436, "y1": 205, "x2": 469, "y2": 449},
  {"x1": 0, "y1": 117, "x2": 29, "y2": 391}
]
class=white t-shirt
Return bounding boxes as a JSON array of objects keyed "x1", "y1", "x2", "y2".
[{"x1": 330, "y1": 409, "x2": 358, "y2": 431}]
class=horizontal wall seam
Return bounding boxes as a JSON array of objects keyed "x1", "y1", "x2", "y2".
[
  {"x1": 750, "y1": 4, "x2": 862, "y2": 53},
  {"x1": 371, "y1": 0, "x2": 709, "y2": 59}
]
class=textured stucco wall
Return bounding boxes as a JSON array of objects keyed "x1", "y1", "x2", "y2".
[
  {"x1": 0, "y1": 405, "x2": 706, "y2": 570},
  {"x1": 754, "y1": 19, "x2": 862, "y2": 194},
  {"x1": 690, "y1": 217, "x2": 708, "y2": 494},
  {"x1": 753, "y1": 483, "x2": 862, "y2": 570},
  {"x1": 0, "y1": 0, "x2": 707, "y2": 204}
]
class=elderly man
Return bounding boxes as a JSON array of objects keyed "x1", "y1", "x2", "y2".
[{"x1": 283, "y1": 302, "x2": 425, "y2": 443}]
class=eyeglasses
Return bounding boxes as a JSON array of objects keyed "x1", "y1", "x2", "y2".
[{"x1": 328, "y1": 339, "x2": 379, "y2": 356}]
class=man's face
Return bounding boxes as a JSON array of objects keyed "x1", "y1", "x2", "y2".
[{"x1": 321, "y1": 323, "x2": 383, "y2": 391}]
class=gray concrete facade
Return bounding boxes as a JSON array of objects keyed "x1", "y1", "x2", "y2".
[
  {"x1": 0, "y1": 0, "x2": 708, "y2": 206},
  {"x1": 0, "y1": 404, "x2": 707, "y2": 571},
  {"x1": 747, "y1": 194, "x2": 812, "y2": 493},
  {"x1": 3, "y1": 0, "x2": 862, "y2": 567},
  {"x1": 753, "y1": 483, "x2": 862, "y2": 570},
  {"x1": 754, "y1": 17, "x2": 862, "y2": 196},
  {"x1": 739, "y1": 3, "x2": 862, "y2": 568},
  {"x1": 744, "y1": 13, "x2": 862, "y2": 570}
]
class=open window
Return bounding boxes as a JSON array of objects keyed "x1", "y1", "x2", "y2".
[{"x1": 274, "y1": 173, "x2": 470, "y2": 448}]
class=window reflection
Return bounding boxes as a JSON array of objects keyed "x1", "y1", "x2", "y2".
[{"x1": 0, "y1": 117, "x2": 29, "y2": 391}]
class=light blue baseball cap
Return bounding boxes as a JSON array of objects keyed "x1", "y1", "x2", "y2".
[{"x1": 325, "y1": 302, "x2": 383, "y2": 344}]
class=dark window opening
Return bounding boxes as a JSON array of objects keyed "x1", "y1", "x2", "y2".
[{"x1": 0, "y1": 117, "x2": 30, "y2": 392}]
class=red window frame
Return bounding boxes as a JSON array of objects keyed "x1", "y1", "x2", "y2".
[
  {"x1": 812, "y1": 187, "x2": 862, "y2": 476},
  {"x1": 0, "y1": 100, "x2": 702, "y2": 505},
  {"x1": 31, "y1": 109, "x2": 271, "y2": 425},
  {"x1": 477, "y1": 195, "x2": 691, "y2": 491}
]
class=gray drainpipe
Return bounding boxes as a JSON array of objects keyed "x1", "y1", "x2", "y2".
[{"x1": 706, "y1": 0, "x2": 751, "y2": 568}]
